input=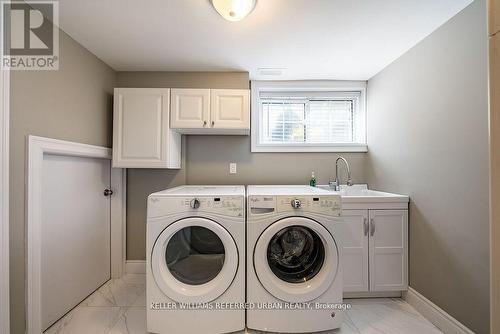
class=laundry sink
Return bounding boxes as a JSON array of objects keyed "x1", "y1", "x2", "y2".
[{"x1": 317, "y1": 184, "x2": 409, "y2": 204}]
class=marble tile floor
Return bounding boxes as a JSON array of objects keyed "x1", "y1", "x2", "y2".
[{"x1": 44, "y1": 274, "x2": 442, "y2": 334}]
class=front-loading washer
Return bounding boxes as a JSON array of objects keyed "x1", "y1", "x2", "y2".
[
  {"x1": 146, "y1": 186, "x2": 245, "y2": 334},
  {"x1": 247, "y1": 185, "x2": 344, "y2": 333}
]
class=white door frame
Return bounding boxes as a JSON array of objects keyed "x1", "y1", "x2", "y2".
[
  {"x1": 26, "y1": 135, "x2": 126, "y2": 334},
  {"x1": 0, "y1": 68, "x2": 10, "y2": 334}
]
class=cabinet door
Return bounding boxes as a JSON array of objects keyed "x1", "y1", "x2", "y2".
[
  {"x1": 113, "y1": 88, "x2": 174, "y2": 168},
  {"x1": 369, "y1": 210, "x2": 408, "y2": 291},
  {"x1": 170, "y1": 89, "x2": 210, "y2": 129},
  {"x1": 342, "y1": 210, "x2": 369, "y2": 292},
  {"x1": 210, "y1": 89, "x2": 249, "y2": 129}
]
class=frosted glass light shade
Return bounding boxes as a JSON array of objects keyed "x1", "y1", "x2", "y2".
[{"x1": 211, "y1": 0, "x2": 256, "y2": 22}]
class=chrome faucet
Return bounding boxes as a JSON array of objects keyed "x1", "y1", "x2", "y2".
[{"x1": 329, "y1": 157, "x2": 353, "y2": 191}]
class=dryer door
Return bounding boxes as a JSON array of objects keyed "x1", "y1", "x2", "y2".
[
  {"x1": 151, "y1": 217, "x2": 238, "y2": 303},
  {"x1": 254, "y1": 217, "x2": 339, "y2": 303}
]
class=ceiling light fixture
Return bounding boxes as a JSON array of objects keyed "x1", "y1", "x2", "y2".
[{"x1": 211, "y1": 0, "x2": 256, "y2": 22}]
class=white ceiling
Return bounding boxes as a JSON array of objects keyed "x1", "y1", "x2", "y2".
[{"x1": 58, "y1": 0, "x2": 473, "y2": 80}]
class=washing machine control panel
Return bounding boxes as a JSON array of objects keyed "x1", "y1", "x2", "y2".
[
  {"x1": 248, "y1": 195, "x2": 341, "y2": 216},
  {"x1": 277, "y1": 196, "x2": 341, "y2": 216}
]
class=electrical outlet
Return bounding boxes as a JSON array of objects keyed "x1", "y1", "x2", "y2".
[{"x1": 229, "y1": 163, "x2": 237, "y2": 174}]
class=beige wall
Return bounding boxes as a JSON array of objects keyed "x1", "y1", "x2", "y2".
[
  {"x1": 9, "y1": 31, "x2": 116, "y2": 333},
  {"x1": 116, "y1": 71, "x2": 249, "y2": 90},
  {"x1": 116, "y1": 71, "x2": 369, "y2": 260},
  {"x1": 125, "y1": 159, "x2": 186, "y2": 260},
  {"x1": 185, "y1": 135, "x2": 367, "y2": 186},
  {"x1": 366, "y1": 1, "x2": 489, "y2": 332},
  {"x1": 489, "y1": 0, "x2": 500, "y2": 330}
]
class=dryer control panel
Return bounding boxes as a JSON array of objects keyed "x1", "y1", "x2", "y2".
[
  {"x1": 248, "y1": 195, "x2": 341, "y2": 216},
  {"x1": 148, "y1": 195, "x2": 244, "y2": 218}
]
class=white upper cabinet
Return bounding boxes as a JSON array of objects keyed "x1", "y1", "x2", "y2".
[
  {"x1": 170, "y1": 89, "x2": 210, "y2": 129},
  {"x1": 170, "y1": 88, "x2": 250, "y2": 135},
  {"x1": 112, "y1": 88, "x2": 181, "y2": 169},
  {"x1": 210, "y1": 89, "x2": 250, "y2": 130},
  {"x1": 369, "y1": 210, "x2": 408, "y2": 291}
]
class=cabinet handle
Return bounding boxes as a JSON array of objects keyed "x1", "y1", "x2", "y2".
[
  {"x1": 363, "y1": 218, "x2": 368, "y2": 236},
  {"x1": 203, "y1": 121, "x2": 207, "y2": 127},
  {"x1": 211, "y1": 121, "x2": 215, "y2": 127},
  {"x1": 370, "y1": 218, "x2": 375, "y2": 236}
]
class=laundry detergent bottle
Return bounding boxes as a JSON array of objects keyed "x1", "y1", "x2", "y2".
[{"x1": 309, "y1": 171, "x2": 317, "y2": 187}]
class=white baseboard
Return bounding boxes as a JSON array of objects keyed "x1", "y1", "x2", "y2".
[
  {"x1": 403, "y1": 287, "x2": 474, "y2": 334},
  {"x1": 125, "y1": 260, "x2": 146, "y2": 274}
]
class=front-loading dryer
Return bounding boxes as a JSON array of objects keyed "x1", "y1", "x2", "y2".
[
  {"x1": 146, "y1": 186, "x2": 245, "y2": 334},
  {"x1": 247, "y1": 185, "x2": 344, "y2": 333}
]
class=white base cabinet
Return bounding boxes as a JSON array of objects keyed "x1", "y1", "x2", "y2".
[
  {"x1": 112, "y1": 88, "x2": 181, "y2": 169},
  {"x1": 369, "y1": 210, "x2": 408, "y2": 291},
  {"x1": 342, "y1": 210, "x2": 369, "y2": 292},
  {"x1": 342, "y1": 209, "x2": 408, "y2": 294}
]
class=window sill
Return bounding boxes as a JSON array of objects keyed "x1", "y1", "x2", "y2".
[{"x1": 251, "y1": 144, "x2": 368, "y2": 153}]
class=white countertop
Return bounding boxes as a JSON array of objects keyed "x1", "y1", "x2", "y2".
[
  {"x1": 317, "y1": 184, "x2": 409, "y2": 205},
  {"x1": 150, "y1": 185, "x2": 246, "y2": 197},
  {"x1": 247, "y1": 185, "x2": 333, "y2": 196}
]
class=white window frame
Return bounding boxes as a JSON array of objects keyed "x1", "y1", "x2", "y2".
[{"x1": 251, "y1": 80, "x2": 367, "y2": 153}]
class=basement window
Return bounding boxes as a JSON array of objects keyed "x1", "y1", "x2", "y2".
[{"x1": 251, "y1": 81, "x2": 367, "y2": 152}]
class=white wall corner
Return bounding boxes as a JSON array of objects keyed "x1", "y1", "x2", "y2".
[
  {"x1": 0, "y1": 67, "x2": 10, "y2": 334},
  {"x1": 403, "y1": 287, "x2": 475, "y2": 334}
]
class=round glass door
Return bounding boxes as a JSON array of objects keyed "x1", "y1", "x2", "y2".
[
  {"x1": 166, "y1": 226, "x2": 225, "y2": 285},
  {"x1": 254, "y1": 217, "x2": 338, "y2": 302},
  {"x1": 152, "y1": 217, "x2": 238, "y2": 303},
  {"x1": 267, "y1": 226, "x2": 325, "y2": 283}
]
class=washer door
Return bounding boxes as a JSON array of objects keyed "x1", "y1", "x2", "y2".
[
  {"x1": 151, "y1": 217, "x2": 238, "y2": 303},
  {"x1": 254, "y1": 217, "x2": 338, "y2": 302}
]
